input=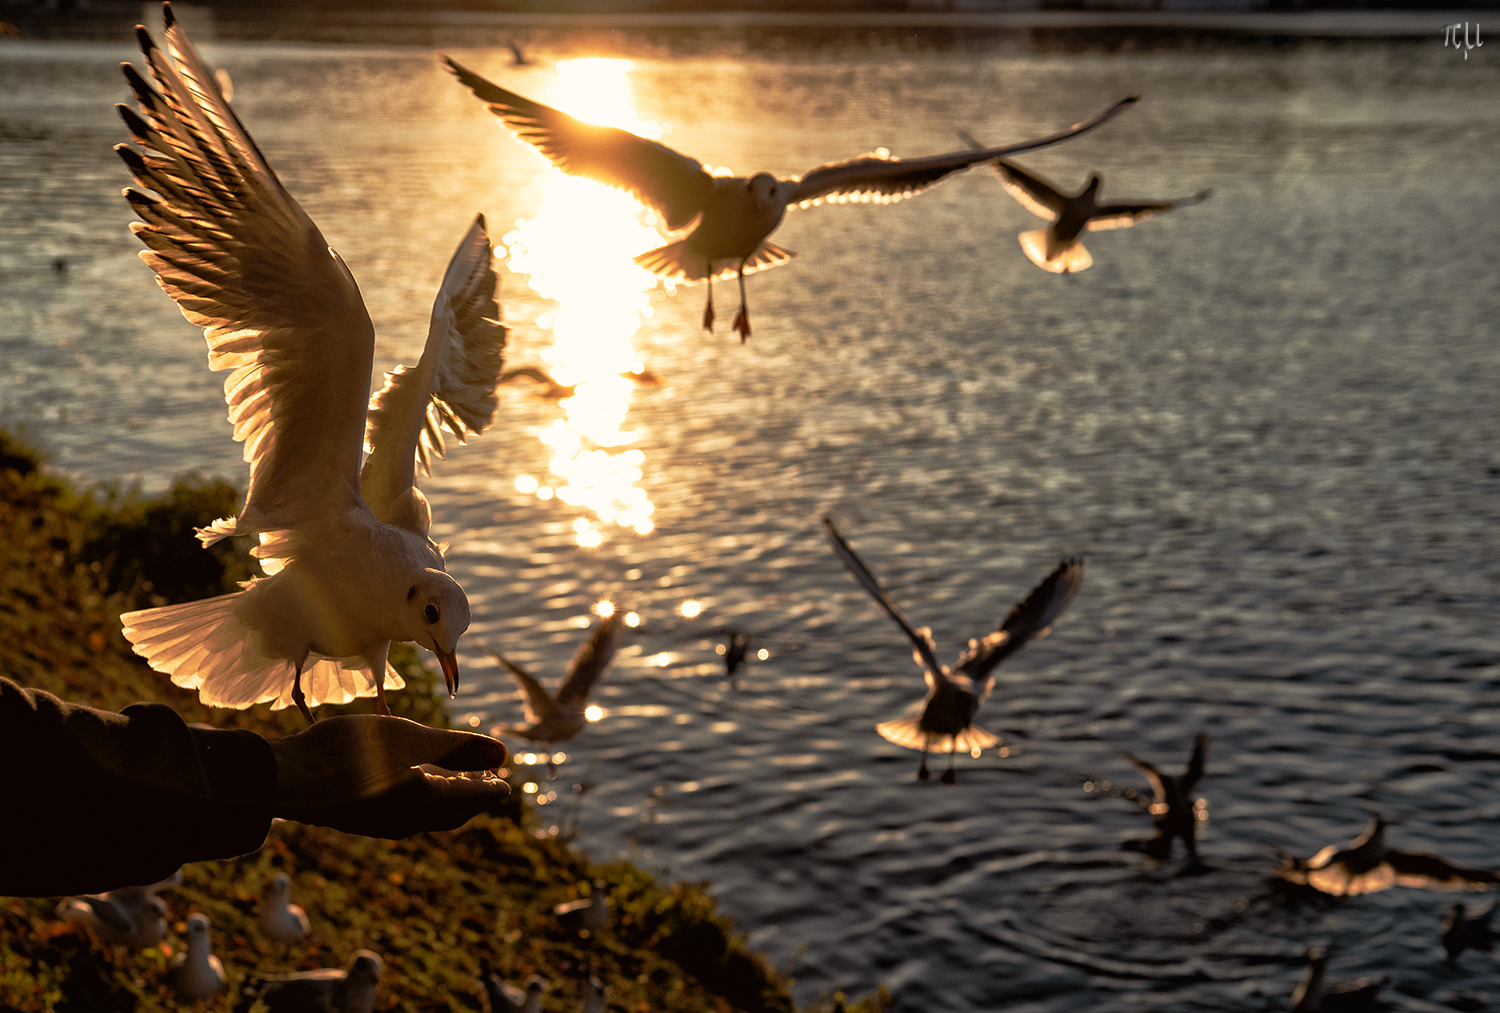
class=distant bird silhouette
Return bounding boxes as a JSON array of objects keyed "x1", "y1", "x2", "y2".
[
  {"x1": 823, "y1": 516, "x2": 1083, "y2": 783},
  {"x1": 487, "y1": 612, "x2": 624, "y2": 753},
  {"x1": 56, "y1": 870, "x2": 179, "y2": 947},
  {"x1": 1443, "y1": 901, "x2": 1497, "y2": 963},
  {"x1": 1276, "y1": 815, "x2": 1500, "y2": 896},
  {"x1": 443, "y1": 55, "x2": 1137, "y2": 341},
  {"x1": 236, "y1": 950, "x2": 383, "y2": 1013},
  {"x1": 578, "y1": 975, "x2": 607, "y2": 1013},
  {"x1": 174, "y1": 913, "x2": 225, "y2": 1001},
  {"x1": 51, "y1": 256, "x2": 68, "y2": 276},
  {"x1": 553, "y1": 880, "x2": 609, "y2": 937},
  {"x1": 958, "y1": 129, "x2": 1209, "y2": 274},
  {"x1": 498, "y1": 364, "x2": 665, "y2": 401},
  {"x1": 1120, "y1": 732, "x2": 1209, "y2": 860},
  {"x1": 1291, "y1": 947, "x2": 1389, "y2": 1013},
  {"x1": 507, "y1": 39, "x2": 531, "y2": 66},
  {"x1": 712, "y1": 628, "x2": 753, "y2": 685},
  {"x1": 480, "y1": 960, "x2": 545, "y2": 1013},
  {"x1": 258, "y1": 872, "x2": 310, "y2": 943}
]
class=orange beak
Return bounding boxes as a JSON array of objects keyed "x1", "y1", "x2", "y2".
[{"x1": 433, "y1": 641, "x2": 460, "y2": 697}]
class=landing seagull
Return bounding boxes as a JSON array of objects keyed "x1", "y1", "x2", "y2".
[
  {"x1": 442, "y1": 55, "x2": 1137, "y2": 341},
  {"x1": 958, "y1": 128, "x2": 1209, "y2": 274},
  {"x1": 1120, "y1": 732, "x2": 1209, "y2": 860},
  {"x1": 486, "y1": 612, "x2": 625, "y2": 759},
  {"x1": 1276, "y1": 814, "x2": 1500, "y2": 896},
  {"x1": 823, "y1": 516, "x2": 1083, "y2": 783},
  {"x1": 114, "y1": 5, "x2": 509, "y2": 722}
]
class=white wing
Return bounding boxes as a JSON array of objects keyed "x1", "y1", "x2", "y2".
[
  {"x1": 116, "y1": 6, "x2": 374, "y2": 551},
  {"x1": 360, "y1": 214, "x2": 507, "y2": 538},
  {"x1": 1086, "y1": 189, "x2": 1212, "y2": 231},
  {"x1": 785, "y1": 97, "x2": 1138, "y2": 208}
]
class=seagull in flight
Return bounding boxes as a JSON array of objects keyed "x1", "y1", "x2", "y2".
[
  {"x1": 486, "y1": 612, "x2": 625, "y2": 757},
  {"x1": 1276, "y1": 814, "x2": 1500, "y2": 896},
  {"x1": 958, "y1": 128, "x2": 1209, "y2": 274},
  {"x1": 823, "y1": 516, "x2": 1083, "y2": 783},
  {"x1": 1119, "y1": 732, "x2": 1209, "y2": 860},
  {"x1": 115, "y1": 5, "x2": 508, "y2": 722},
  {"x1": 442, "y1": 55, "x2": 1137, "y2": 341}
]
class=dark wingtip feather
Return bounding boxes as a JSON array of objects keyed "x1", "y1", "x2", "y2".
[
  {"x1": 161, "y1": 2, "x2": 175, "y2": 28},
  {"x1": 117, "y1": 104, "x2": 152, "y2": 139},
  {"x1": 121, "y1": 64, "x2": 156, "y2": 107},
  {"x1": 122, "y1": 188, "x2": 158, "y2": 213},
  {"x1": 114, "y1": 143, "x2": 145, "y2": 169},
  {"x1": 135, "y1": 24, "x2": 155, "y2": 51}
]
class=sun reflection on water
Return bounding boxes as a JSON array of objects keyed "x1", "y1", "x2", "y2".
[{"x1": 503, "y1": 59, "x2": 665, "y2": 546}]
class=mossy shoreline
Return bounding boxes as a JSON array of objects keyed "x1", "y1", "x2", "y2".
[{"x1": 0, "y1": 431, "x2": 889, "y2": 1013}]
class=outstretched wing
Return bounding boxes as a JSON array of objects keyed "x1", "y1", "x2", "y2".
[
  {"x1": 1387, "y1": 851, "x2": 1500, "y2": 891},
  {"x1": 785, "y1": 97, "x2": 1137, "y2": 208},
  {"x1": 557, "y1": 613, "x2": 625, "y2": 707},
  {"x1": 1087, "y1": 189, "x2": 1212, "y2": 231},
  {"x1": 1120, "y1": 751, "x2": 1168, "y2": 806},
  {"x1": 487, "y1": 648, "x2": 556, "y2": 723},
  {"x1": 116, "y1": 5, "x2": 374, "y2": 546},
  {"x1": 442, "y1": 56, "x2": 714, "y2": 231},
  {"x1": 360, "y1": 214, "x2": 507, "y2": 537},
  {"x1": 1180, "y1": 731, "x2": 1209, "y2": 796},
  {"x1": 823, "y1": 516, "x2": 944, "y2": 677},
  {"x1": 953, "y1": 558, "x2": 1084, "y2": 685},
  {"x1": 990, "y1": 158, "x2": 1069, "y2": 222}
]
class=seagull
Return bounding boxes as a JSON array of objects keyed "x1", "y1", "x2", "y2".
[
  {"x1": 236, "y1": 950, "x2": 383, "y2": 1013},
  {"x1": 1443, "y1": 901, "x2": 1496, "y2": 962},
  {"x1": 553, "y1": 880, "x2": 609, "y2": 937},
  {"x1": 486, "y1": 612, "x2": 624, "y2": 753},
  {"x1": 174, "y1": 912, "x2": 226, "y2": 1001},
  {"x1": 258, "y1": 872, "x2": 310, "y2": 944},
  {"x1": 823, "y1": 516, "x2": 1083, "y2": 783},
  {"x1": 480, "y1": 965, "x2": 545, "y2": 1013},
  {"x1": 113, "y1": 5, "x2": 508, "y2": 722},
  {"x1": 1275, "y1": 815, "x2": 1500, "y2": 896},
  {"x1": 957, "y1": 128, "x2": 1209, "y2": 274},
  {"x1": 442, "y1": 55, "x2": 1137, "y2": 341},
  {"x1": 507, "y1": 39, "x2": 530, "y2": 67},
  {"x1": 56, "y1": 870, "x2": 180, "y2": 948},
  {"x1": 713, "y1": 628, "x2": 753, "y2": 686},
  {"x1": 1291, "y1": 948, "x2": 1389, "y2": 1013},
  {"x1": 1119, "y1": 732, "x2": 1209, "y2": 860},
  {"x1": 498, "y1": 364, "x2": 665, "y2": 401}
]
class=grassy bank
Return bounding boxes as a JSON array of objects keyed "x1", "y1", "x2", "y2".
[{"x1": 0, "y1": 431, "x2": 889, "y2": 1013}]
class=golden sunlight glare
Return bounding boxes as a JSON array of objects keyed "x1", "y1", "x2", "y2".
[
  {"x1": 503, "y1": 59, "x2": 663, "y2": 548},
  {"x1": 679, "y1": 600, "x2": 702, "y2": 618},
  {"x1": 595, "y1": 600, "x2": 616, "y2": 618},
  {"x1": 585, "y1": 704, "x2": 604, "y2": 722}
]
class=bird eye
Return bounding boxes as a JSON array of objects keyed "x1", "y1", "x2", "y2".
[{"x1": 424, "y1": 604, "x2": 440, "y2": 624}]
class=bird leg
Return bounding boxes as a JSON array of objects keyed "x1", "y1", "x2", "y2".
[
  {"x1": 731, "y1": 262, "x2": 751, "y2": 342},
  {"x1": 702, "y1": 275, "x2": 715, "y2": 332},
  {"x1": 941, "y1": 749, "x2": 957, "y2": 785},
  {"x1": 375, "y1": 668, "x2": 391, "y2": 717},
  {"x1": 918, "y1": 740, "x2": 931, "y2": 782},
  {"x1": 291, "y1": 663, "x2": 314, "y2": 726}
]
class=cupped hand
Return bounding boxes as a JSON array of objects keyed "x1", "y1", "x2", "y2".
[{"x1": 267, "y1": 715, "x2": 510, "y2": 839}]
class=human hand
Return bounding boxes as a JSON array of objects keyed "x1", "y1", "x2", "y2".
[{"x1": 267, "y1": 715, "x2": 509, "y2": 839}]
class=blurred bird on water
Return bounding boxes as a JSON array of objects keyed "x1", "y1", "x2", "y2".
[
  {"x1": 1119, "y1": 731, "x2": 1210, "y2": 861},
  {"x1": 1275, "y1": 814, "x2": 1500, "y2": 896}
]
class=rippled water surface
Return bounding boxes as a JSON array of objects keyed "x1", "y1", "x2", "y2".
[{"x1": 3, "y1": 30, "x2": 1500, "y2": 1012}]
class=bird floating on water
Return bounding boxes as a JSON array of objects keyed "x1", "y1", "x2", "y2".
[
  {"x1": 258, "y1": 872, "x2": 310, "y2": 944},
  {"x1": 442, "y1": 55, "x2": 1137, "y2": 341},
  {"x1": 236, "y1": 949, "x2": 383, "y2": 1013},
  {"x1": 1119, "y1": 731, "x2": 1209, "y2": 861},
  {"x1": 1275, "y1": 814, "x2": 1500, "y2": 896},
  {"x1": 1290, "y1": 947, "x2": 1389, "y2": 1013},
  {"x1": 480, "y1": 962, "x2": 545, "y2": 1013},
  {"x1": 174, "y1": 912, "x2": 226, "y2": 1001},
  {"x1": 115, "y1": 5, "x2": 508, "y2": 722},
  {"x1": 823, "y1": 516, "x2": 1083, "y2": 783},
  {"x1": 487, "y1": 612, "x2": 624, "y2": 758},
  {"x1": 957, "y1": 128, "x2": 1209, "y2": 274},
  {"x1": 1443, "y1": 901, "x2": 1497, "y2": 963},
  {"x1": 56, "y1": 870, "x2": 180, "y2": 948}
]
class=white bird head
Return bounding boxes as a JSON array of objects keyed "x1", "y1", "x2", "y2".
[
  {"x1": 405, "y1": 569, "x2": 471, "y2": 696},
  {"x1": 747, "y1": 172, "x2": 779, "y2": 207},
  {"x1": 264, "y1": 872, "x2": 290, "y2": 902},
  {"x1": 184, "y1": 912, "x2": 212, "y2": 951}
]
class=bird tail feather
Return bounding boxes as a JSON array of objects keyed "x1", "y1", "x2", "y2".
[
  {"x1": 120, "y1": 594, "x2": 403, "y2": 710},
  {"x1": 634, "y1": 240, "x2": 798, "y2": 284},
  {"x1": 1019, "y1": 229, "x2": 1092, "y2": 274}
]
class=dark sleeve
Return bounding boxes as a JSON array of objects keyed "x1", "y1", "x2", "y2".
[{"x1": 0, "y1": 678, "x2": 276, "y2": 897}]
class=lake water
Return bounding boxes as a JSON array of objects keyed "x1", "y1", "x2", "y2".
[{"x1": 3, "y1": 26, "x2": 1500, "y2": 1012}]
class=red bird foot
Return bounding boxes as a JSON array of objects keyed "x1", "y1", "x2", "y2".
[
  {"x1": 940, "y1": 769, "x2": 957, "y2": 785},
  {"x1": 732, "y1": 307, "x2": 751, "y2": 342},
  {"x1": 702, "y1": 302, "x2": 715, "y2": 332}
]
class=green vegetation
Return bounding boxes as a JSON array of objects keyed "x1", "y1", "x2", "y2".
[{"x1": 0, "y1": 431, "x2": 890, "y2": 1013}]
